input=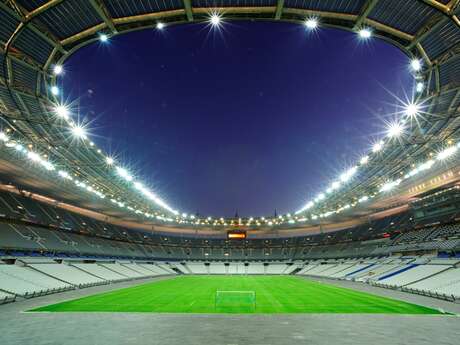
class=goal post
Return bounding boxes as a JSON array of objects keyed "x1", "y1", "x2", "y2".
[{"x1": 215, "y1": 290, "x2": 256, "y2": 312}]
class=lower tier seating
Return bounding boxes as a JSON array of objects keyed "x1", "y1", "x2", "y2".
[
  {"x1": 29, "y1": 263, "x2": 105, "y2": 286},
  {"x1": 0, "y1": 263, "x2": 72, "y2": 297}
]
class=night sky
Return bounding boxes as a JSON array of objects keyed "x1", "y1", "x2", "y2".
[{"x1": 62, "y1": 21, "x2": 413, "y2": 218}]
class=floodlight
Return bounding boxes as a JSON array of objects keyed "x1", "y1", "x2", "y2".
[
  {"x1": 210, "y1": 14, "x2": 221, "y2": 26},
  {"x1": 387, "y1": 122, "x2": 404, "y2": 138},
  {"x1": 411, "y1": 59, "x2": 422, "y2": 71},
  {"x1": 372, "y1": 141, "x2": 383, "y2": 153},
  {"x1": 405, "y1": 102, "x2": 420, "y2": 117},
  {"x1": 360, "y1": 156, "x2": 369, "y2": 164},
  {"x1": 305, "y1": 18, "x2": 318, "y2": 30},
  {"x1": 71, "y1": 125, "x2": 86, "y2": 138},
  {"x1": 416, "y1": 82, "x2": 424, "y2": 93},
  {"x1": 437, "y1": 146, "x2": 457, "y2": 161},
  {"x1": 50, "y1": 86, "x2": 60, "y2": 95},
  {"x1": 116, "y1": 166, "x2": 133, "y2": 181},
  {"x1": 53, "y1": 65, "x2": 63, "y2": 75},
  {"x1": 358, "y1": 28, "x2": 372, "y2": 39},
  {"x1": 0, "y1": 132, "x2": 9, "y2": 142},
  {"x1": 99, "y1": 34, "x2": 109, "y2": 42},
  {"x1": 54, "y1": 105, "x2": 70, "y2": 118}
]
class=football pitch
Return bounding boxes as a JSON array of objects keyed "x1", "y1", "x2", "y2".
[{"x1": 29, "y1": 276, "x2": 443, "y2": 314}]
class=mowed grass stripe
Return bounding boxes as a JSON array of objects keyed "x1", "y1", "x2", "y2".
[{"x1": 29, "y1": 275, "x2": 443, "y2": 314}]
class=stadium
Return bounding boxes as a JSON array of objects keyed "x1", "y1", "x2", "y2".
[{"x1": 0, "y1": 0, "x2": 460, "y2": 344}]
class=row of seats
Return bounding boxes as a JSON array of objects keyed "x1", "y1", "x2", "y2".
[
  {"x1": 171, "y1": 262, "x2": 299, "y2": 275},
  {"x1": 0, "y1": 261, "x2": 174, "y2": 298},
  {"x1": 299, "y1": 257, "x2": 460, "y2": 298},
  {"x1": 1, "y1": 189, "x2": 460, "y2": 262}
]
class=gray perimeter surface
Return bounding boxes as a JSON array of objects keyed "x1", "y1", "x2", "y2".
[{"x1": 0, "y1": 275, "x2": 459, "y2": 345}]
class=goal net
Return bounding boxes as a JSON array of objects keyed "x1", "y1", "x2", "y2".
[{"x1": 215, "y1": 291, "x2": 256, "y2": 312}]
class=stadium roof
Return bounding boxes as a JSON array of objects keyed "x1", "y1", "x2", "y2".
[{"x1": 0, "y1": 0, "x2": 460, "y2": 229}]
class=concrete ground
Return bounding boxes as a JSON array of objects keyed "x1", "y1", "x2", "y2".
[{"x1": 0, "y1": 276, "x2": 459, "y2": 345}]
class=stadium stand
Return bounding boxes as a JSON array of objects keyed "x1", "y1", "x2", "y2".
[
  {"x1": 265, "y1": 263, "x2": 289, "y2": 274},
  {"x1": 377, "y1": 265, "x2": 450, "y2": 287},
  {"x1": 70, "y1": 263, "x2": 131, "y2": 282},
  {"x1": 98, "y1": 263, "x2": 145, "y2": 279},
  {"x1": 29, "y1": 263, "x2": 106, "y2": 287},
  {"x1": 1, "y1": 186, "x2": 460, "y2": 304},
  {"x1": 209, "y1": 263, "x2": 227, "y2": 274},
  {"x1": 186, "y1": 262, "x2": 209, "y2": 274},
  {"x1": 0, "y1": 263, "x2": 72, "y2": 297},
  {"x1": 406, "y1": 267, "x2": 460, "y2": 298},
  {"x1": 246, "y1": 263, "x2": 265, "y2": 274}
]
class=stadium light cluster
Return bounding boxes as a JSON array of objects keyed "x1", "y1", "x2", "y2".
[
  {"x1": 33, "y1": 14, "x2": 445, "y2": 228},
  {"x1": 295, "y1": 95, "x2": 430, "y2": 217},
  {"x1": 358, "y1": 28, "x2": 372, "y2": 39},
  {"x1": 49, "y1": 101, "x2": 179, "y2": 217},
  {"x1": 99, "y1": 33, "x2": 109, "y2": 42},
  {"x1": 53, "y1": 65, "x2": 63, "y2": 75},
  {"x1": 304, "y1": 18, "x2": 319, "y2": 30}
]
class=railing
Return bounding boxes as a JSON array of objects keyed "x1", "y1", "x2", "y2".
[
  {"x1": 23, "y1": 286, "x2": 74, "y2": 299},
  {"x1": 0, "y1": 295, "x2": 16, "y2": 305}
]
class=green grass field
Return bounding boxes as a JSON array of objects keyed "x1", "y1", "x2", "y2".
[{"x1": 29, "y1": 276, "x2": 442, "y2": 314}]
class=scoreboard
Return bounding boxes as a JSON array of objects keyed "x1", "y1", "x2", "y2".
[{"x1": 227, "y1": 231, "x2": 247, "y2": 239}]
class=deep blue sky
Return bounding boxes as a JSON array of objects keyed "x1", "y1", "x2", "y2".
[{"x1": 62, "y1": 21, "x2": 412, "y2": 217}]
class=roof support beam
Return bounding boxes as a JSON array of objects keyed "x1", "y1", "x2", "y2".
[
  {"x1": 275, "y1": 0, "x2": 284, "y2": 20},
  {"x1": 8, "y1": 50, "x2": 43, "y2": 72},
  {"x1": 434, "y1": 64, "x2": 441, "y2": 93},
  {"x1": 416, "y1": 42, "x2": 432, "y2": 67},
  {"x1": 6, "y1": 58, "x2": 13, "y2": 86},
  {"x1": 25, "y1": 0, "x2": 63, "y2": 20},
  {"x1": 61, "y1": 23, "x2": 107, "y2": 46},
  {"x1": 448, "y1": 89, "x2": 460, "y2": 112},
  {"x1": 448, "y1": 0, "x2": 460, "y2": 12},
  {"x1": 407, "y1": 15, "x2": 446, "y2": 51},
  {"x1": 88, "y1": 0, "x2": 117, "y2": 33},
  {"x1": 364, "y1": 18, "x2": 413, "y2": 41},
  {"x1": 421, "y1": 0, "x2": 450, "y2": 13},
  {"x1": 7, "y1": 0, "x2": 25, "y2": 18},
  {"x1": 354, "y1": 0, "x2": 379, "y2": 29},
  {"x1": 60, "y1": 9, "x2": 191, "y2": 45},
  {"x1": 183, "y1": 0, "x2": 194, "y2": 22},
  {"x1": 0, "y1": 2, "x2": 66, "y2": 56}
]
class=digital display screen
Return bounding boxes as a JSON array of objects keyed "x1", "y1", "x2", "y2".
[{"x1": 227, "y1": 231, "x2": 247, "y2": 239}]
